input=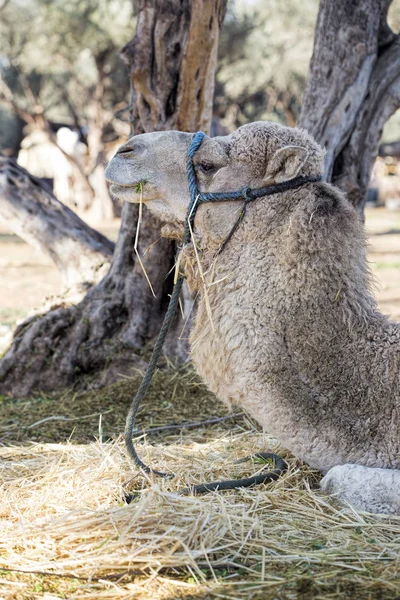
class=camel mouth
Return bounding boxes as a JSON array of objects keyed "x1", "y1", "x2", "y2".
[
  {"x1": 109, "y1": 183, "x2": 135, "y2": 192},
  {"x1": 109, "y1": 183, "x2": 142, "y2": 202}
]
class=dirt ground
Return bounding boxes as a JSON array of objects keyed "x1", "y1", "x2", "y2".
[
  {"x1": 364, "y1": 207, "x2": 400, "y2": 320},
  {"x1": 0, "y1": 222, "x2": 120, "y2": 351}
]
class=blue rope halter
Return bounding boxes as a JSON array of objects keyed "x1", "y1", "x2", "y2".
[
  {"x1": 123, "y1": 130, "x2": 321, "y2": 501},
  {"x1": 184, "y1": 131, "x2": 322, "y2": 252}
]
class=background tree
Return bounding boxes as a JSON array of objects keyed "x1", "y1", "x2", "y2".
[
  {"x1": 298, "y1": 0, "x2": 400, "y2": 211},
  {"x1": 0, "y1": 155, "x2": 114, "y2": 290},
  {"x1": 214, "y1": 0, "x2": 318, "y2": 132},
  {"x1": 0, "y1": 0, "x2": 134, "y2": 218},
  {"x1": 0, "y1": 0, "x2": 227, "y2": 396}
]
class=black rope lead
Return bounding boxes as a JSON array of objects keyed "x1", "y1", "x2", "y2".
[
  {"x1": 181, "y1": 452, "x2": 288, "y2": 495},
  {"x1": 123, "y1": 132, "x2": 206, "y2": 480},
  {"x1": 125, "y1": 452, "x2": 287, "y2": 503},
  {"x1": 215, "y1": 186, "x2": 252, "y2": 256},
  {"x1": 124, "y1": 274, "x2": 184, "y2": 479},
  {"x1": 124, "y1": 131, "x2": 320, "y2": 500}
]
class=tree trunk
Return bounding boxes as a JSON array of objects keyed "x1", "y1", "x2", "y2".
[
  {"x1": 0, "y1": 0, "x2": 227, "y2": 396},
  {"x1": 298, "y1": 0, "x2": 400, "y2": 211},
  {"x1": 0, "y1": 155, "x2": 114, "y2": 290}
]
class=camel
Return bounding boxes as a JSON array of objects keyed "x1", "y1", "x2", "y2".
[{"x1": 105, "y1": 122, "x2": 400, "y2": 514}]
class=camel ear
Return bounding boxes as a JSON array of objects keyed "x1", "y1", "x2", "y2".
[{"x1": 266, "y1": 145, "x2": 309, "y2": 183}]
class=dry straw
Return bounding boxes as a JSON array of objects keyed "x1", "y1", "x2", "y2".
[
  {"x1": 1, "y1": 429, "x2": 400, "y2": 599},
  {"x1": 187, "y1": 197, "x2": 215, "y2": 331},
  {"x1": 134, "y1": 181, "x2": 156, "y2": 297}
]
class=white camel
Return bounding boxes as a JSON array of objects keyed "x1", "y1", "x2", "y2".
[{"x1": 105, "y1": 122, "x2": 400, "y2": 514}]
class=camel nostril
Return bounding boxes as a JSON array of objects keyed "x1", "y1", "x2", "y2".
[
  {"x1": 117, "y1": 148, "x2": 134, "y2": 156},
  {"x1": 117, "y1": 142, "x2": 145, "y2": 158}
]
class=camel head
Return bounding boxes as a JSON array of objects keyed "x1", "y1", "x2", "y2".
[{"x1": 105, "y1": 122, "x2": 325, "y2": 243}]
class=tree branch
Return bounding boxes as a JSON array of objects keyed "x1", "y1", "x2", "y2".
[
  {"x1": 298, "y1": 0, "x2": 400, "y2": 209},
  {"x1": 176, "y1": 0, "x2": 228, "y2": 132},
  {"x1": 0, "y1": 156, "x2": 114, "y2": 290},
  {"x1": 0, "y1": 77, "x2": 34, "y2": 124},
  {"x1": 333, "y1": 36, "x2": 400, "y2": 205},
  {"x1": 0, "y1": 0, "x2": 11, "y2": 12}
]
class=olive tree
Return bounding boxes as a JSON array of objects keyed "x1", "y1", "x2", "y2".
[
  {"x1": 0, "y1": 0, "x2": 227, "y2": 395},
  {"x1": 299, "y1": 0, "x2": 400, "y2": 210}
]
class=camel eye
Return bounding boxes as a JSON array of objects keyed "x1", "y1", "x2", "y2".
[{"x1": 199, "y1": 162, "x2": 217, "y2": 174}]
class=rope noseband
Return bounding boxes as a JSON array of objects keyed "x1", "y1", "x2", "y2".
[{"x1": 124, "y1": 131, "x2": 322, "y2": 501}]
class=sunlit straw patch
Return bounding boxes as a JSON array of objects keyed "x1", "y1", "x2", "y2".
[{"x1": 0, "y1": 434, "x2": 399, "y2": 599}]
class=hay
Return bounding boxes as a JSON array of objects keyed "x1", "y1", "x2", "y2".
[
  {"x1": 188, "y1": 202, "x2": 215, "y2": 331},
  {"x1": 134, "y1": 181, "x2": 156, "y2": 297},
  {"x1": 0, "y1": 367, "x2": 399, "y2": 598},
  {"x1": 0, "y1": 367, "x2": 233, "y2": 444},
  {"x1": 1, "y1": 428, "x2": 400, "y2": 599}
]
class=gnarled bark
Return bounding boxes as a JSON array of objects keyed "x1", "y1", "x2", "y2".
[
  {"x1": 298, "y1": 0, "x2": 400, "y2": 211},
  {"x1": 0, "y1": 0, "x2": 227, "y2": 396},
  {"x1": 0, "y1": 156, "x2": 114, "y2": 290}
]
